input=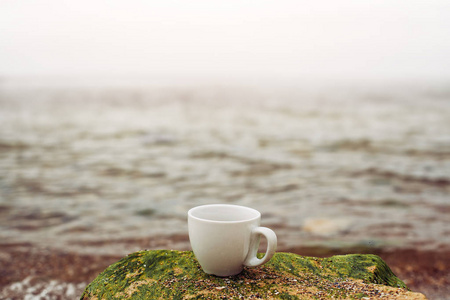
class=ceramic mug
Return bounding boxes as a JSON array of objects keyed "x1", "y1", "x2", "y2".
[{"x1": 188, "y1": 204, "x2": 277, "y2": 276}]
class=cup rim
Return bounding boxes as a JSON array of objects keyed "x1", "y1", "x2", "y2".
[{"x1": 188, "y1": 204, "x2": 261, "y2": 224}]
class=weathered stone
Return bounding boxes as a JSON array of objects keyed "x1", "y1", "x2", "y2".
[{"x1": 80, "y1": 250, "x2": 427, "y2": 299}]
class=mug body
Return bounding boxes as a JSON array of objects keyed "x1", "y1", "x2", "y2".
[{"x1": 188, "y1": 204, "x2": 261, "y2": 276}]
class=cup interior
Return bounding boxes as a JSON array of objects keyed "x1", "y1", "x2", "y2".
[{"x1": 189, "y1": 204, "x2": 260, "y2": 222}]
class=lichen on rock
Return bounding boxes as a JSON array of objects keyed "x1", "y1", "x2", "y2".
[{"x1": 80, "y1": 250, "x2": 427, "y2": 299}]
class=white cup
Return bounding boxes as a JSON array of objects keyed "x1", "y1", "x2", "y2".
[{"x1": 188, "y1": 204, "x2": 277, "y2": 276}]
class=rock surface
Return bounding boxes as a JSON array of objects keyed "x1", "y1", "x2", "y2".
[{"x1": 80, "y1": 250, "x2": 426, "y2": 299}]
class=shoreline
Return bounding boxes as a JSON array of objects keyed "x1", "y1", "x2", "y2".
[{"x1": 1, "y1": 240, "x2": 449, "y2": 299}]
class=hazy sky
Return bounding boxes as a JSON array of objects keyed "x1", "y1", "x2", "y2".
[{"x1": 1, "y1": 0, "x2": 450, "y2": 82}]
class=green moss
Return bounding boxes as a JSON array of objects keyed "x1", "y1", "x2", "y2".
[
  {"x1": 81, "y1": 250, "x2": 413, "y2": 300},
  {"x1": 320, "y1": 254, "x2": 407, "y2": 288},
  {"x1": 278, "y1": 292, "x2": 299, "y2": 299}
]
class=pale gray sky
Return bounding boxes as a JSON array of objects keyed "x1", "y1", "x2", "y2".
[{"x1": 1, "y1": 0, "x2": 450, "y2": 82}]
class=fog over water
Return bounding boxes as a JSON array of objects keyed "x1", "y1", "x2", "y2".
[{"x1": 1, "y1": 0, "x2": 450, "y2": 83}]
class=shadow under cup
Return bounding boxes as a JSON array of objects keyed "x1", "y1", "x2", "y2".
[{"x1": 188, "y1": 204, "x2": 277, "y2": 276}]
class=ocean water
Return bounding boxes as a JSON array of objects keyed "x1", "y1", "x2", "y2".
[{"x1": 0, "y1": 82, "x2": 449, "y2": 256}]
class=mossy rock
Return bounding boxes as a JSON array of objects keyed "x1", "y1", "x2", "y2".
[{"x1": 81, "y1": 250, "x2": 426, "y2": 299}]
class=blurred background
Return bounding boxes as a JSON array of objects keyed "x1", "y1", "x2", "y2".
[{"x1": 1, "y1": 1, "x2": 449, "y2": 299}]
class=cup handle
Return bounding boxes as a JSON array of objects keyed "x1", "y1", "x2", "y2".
[{"x1": 243, "y1": 227, "x2": 277, "y2": 267}]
